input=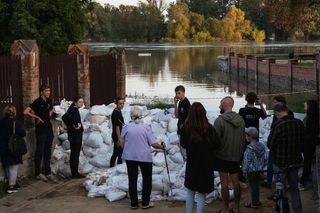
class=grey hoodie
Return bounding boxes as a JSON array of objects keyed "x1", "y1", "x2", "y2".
[
  {"x1": 243, "y1": 142, "x2": 266, "y2": 173},
  {"x1": 214, "y1": 112, "x2": 246, "y2": 162}
]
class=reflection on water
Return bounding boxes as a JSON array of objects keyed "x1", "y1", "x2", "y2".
[{"x1": 90, "y1": 43, "x2": 320, "y2": 112}]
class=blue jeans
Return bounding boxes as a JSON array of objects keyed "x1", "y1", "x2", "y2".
[{"x1": 186, "y1": 189, "x2": 206, "y2": 213}]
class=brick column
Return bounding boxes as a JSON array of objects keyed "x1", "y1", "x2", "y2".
[
  {"x1": 67, "y1": 44, "x2": 90, "y2": 107},
  {"x1": 11, "y1": 40, "x2": 39, "y2": 126},
  {"x1": 255, "y1": 56, "x2": 263, "y2": 94},
  {"x1": 316, "y1": 55, "x2": 320, "y2": 103},
  {"x1": 109, "y1": 48, "x2": 126, "y2": 99},
  {"x1": 266, "y1": 58, "x2": 276, "y2": 94},
  {"x1": 228, "y1": 52, "x2": 235, "y2": 74}
]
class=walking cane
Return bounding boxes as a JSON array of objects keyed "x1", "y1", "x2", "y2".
[{"x1": 161, "y1": 142, "x2": 174, "y2": 201}]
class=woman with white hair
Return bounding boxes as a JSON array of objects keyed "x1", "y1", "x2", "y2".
[{"x1": 121, "y1": 107, "x2": 165, "y2": 210}]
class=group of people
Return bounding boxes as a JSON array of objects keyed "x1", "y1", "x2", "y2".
[{"x1": 0, "y1": 84, "x2": 319, "y2": 213}]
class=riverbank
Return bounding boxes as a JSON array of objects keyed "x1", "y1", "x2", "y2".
[{"x1": 0, "y1": 177, "x2": 317, "y2": 213}]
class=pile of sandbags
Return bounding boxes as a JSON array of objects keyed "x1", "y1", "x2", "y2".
[{"x1": 51, "y1": 100, "x2": 278, "y2": 203}]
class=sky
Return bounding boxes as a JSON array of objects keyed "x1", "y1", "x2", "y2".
[{"x1": 96, "y1": 0, "x2": 175, "y2": 7}]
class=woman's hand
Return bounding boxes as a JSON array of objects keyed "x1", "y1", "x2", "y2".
[
  {"x1": 35, "y1": 116, "x2": 44, "y2": 124},
  {"x1": 74, "y1": 123, "x2": 82, "y2": 130}
]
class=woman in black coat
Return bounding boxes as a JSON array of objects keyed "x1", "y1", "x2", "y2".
[
  {"x1": 300, "y1": 100, "x2": 319, "y2": 189},
  {"x1": 0, "y1": 105, "x2": 26, "y2": 193},
  {"x1": 180, "y1": 102, "x2": 219, "y2": 213},
  {"x1": 62, "y1": 96, "x2": 84, "y2": 179}
]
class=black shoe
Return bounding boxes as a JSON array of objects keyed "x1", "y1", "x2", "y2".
[
  {"x1": 72, "y1": 174, "x2": 86, "y2": 179},
  {"x1": 7, "y1": 186, "x2": 18, "y2": 194},
  {"x1": 15, "y1": 183, "x2": 21, "y2": 189}
]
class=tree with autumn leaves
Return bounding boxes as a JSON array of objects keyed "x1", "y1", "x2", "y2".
[{"x1": 167, "y1": 2, "x2": 266, "y2": 42}]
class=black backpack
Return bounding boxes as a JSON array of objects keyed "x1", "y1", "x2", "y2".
[{"x1": 8, "y1": 121, "x2": 27, "y2": 156}]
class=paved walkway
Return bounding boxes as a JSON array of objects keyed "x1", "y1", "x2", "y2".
[{"x1": 0, "y1": 178, "x2": 318, "y2": 213}]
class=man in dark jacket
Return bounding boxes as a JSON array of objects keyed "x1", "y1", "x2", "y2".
[
  {"x1": 214, "y1": 96, "x2": 245, "y2": 213},
  {"x1": 267, "y1": 103, "x2": 304, "y2": 213}
]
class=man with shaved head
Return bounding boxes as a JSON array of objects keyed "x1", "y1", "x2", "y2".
[{"x1": 214, "y1": 96, "x2": 245, "y2": 213}]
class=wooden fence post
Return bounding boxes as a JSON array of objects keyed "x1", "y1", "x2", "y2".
[
  {"x1": 67, "y1": 44, "x2": 90, "y2": 107},
  {"x1": 245, "y1": 55, "x2": 253, "y2": 93},
  {"x1": 255, "y1": 56, "x2": 263, "y2": 95},
  {"x1": 266, "y1": 58, "x2": 276, "y2": 94},
  {"x1": 11, "y1": 40, "x2": 39, "y2": 126},
  {"x1": 109, "y1": 48, "x2": 126, "y2": 99},
  {"x1": 288, "y1": 59, "x2": 298, "y2": 93}
]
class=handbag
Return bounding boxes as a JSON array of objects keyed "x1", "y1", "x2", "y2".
[{"x1": 8, "y1": 121, "x2": 27, "y2": 156}]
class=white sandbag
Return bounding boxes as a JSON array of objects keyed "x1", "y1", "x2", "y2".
[
  {"x1": 152, "y1": 166, "x2": 164, "y2": 174},
  {"x1": 151, "y1": 122, "x2": 167, "y2": 137},
  {"x1": 150, "y1": 108, "x2": 162, "y2": 115},
  {"x1": 89, "y1": 123, "x2": 101, "y2": 132},
  {"x1": 101, "y1": 132, "x2": 112, "y2": 145},
  {"x1": 61, "y1": 140, "x2": 70, "y2": 150},
  {"x1": 105, "y1": 188, "x2": 127, "y2": 202},
  {"x1": 87, "y1": 114, "x2": 107, "y2": 124},
  {"x1": 170, "y1": 152, "x2": 184, "y2": 164},
  {"x1": 167, "y1": 132, "x2": 180, "y2": 145},
  {"x1": 142, "y1": 116, "x2": 153, "y2": 126},
  {"x1": 88, "y1": 184, "x2": 109, "y2": 198},
  {"x1": 153, "y1": 153, "x2": 166, "y2": 167},
  {"x1": 116, "y1": 164, "x2": 127, "y2": 175},
  {"x1": 89, "y1": 155, "x2": 110, "y2": 168},
  {"x1": 79, "y1": 153, "x2": 94, "y2": 174},
  {"x1": 171, "y1": 188, "x2": 187, "y2": 201},
  {"x1": 167, "y1": 145, "x2": 180, "y2": 155},
  {"x1": 58, "y1": 133, "x2": 68, "y2": 141},
  {"x1": 82, "y1": 146, "x2": 97, "y2": 158},
  {"x1": 168, "y1": 118, "x2": 178, "y2": 133},
  {"x1": 90, "y1": 105, "x2": 109, "y2": 116},
  {"x1": 206, "y1": 190, "x2": 219, "y2": 204},
  {"x1": 85, "y1": 131, "x2": 104, "y2": 148},
  {"x1": 150, "y1": 191, "x2": 166, "y2": 201},
  {"x1": 52, "y1": 145, "x2": 64, "y2": 161},
  {"x1": 79, "y1": 108, "x2": 90, "y2": 121}
]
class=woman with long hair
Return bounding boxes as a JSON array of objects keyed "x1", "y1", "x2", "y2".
[
  {"x1": 62, "y1": 96, "x2": 84, "y2": 178},
  {"x1": 180, "y1": 102, "x2": 219, "y2": 213},
  {"x1": 0, "y1": 105, "x2": 26, "y2": 193},
  {"x1": 300, "y1": 100, "x2": 319, "y2": 190}
]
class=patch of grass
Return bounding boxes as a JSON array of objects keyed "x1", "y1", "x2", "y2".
[
  {"x1": 130, "y1": 102, "x2": 174, "y2": 110},
  {"x1": 146, "y1": 102, "x2": 174, "y2": 110},
  {"x1": 297, "y1": 62, "x2": 315, "y2": 68},
  {"x1": 287, "y1": 93, "x2": 317, "y2": 113}
]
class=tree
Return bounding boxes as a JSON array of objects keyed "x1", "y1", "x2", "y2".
[
  {"x1": 239, "y1": 0, "x2": 273, "y2": 39},
  {"x1": 296, "y1": 5, "x2": 320, "y2": 40},
  {"x1": 189, "y1": 12, "x2": 205, "y2": 37},
  {"x1": 0, "y1": 0, "x2": 89, "y2": 55},
  {"x1": 167, "y1": 2, "x2": 190, "y2": 41},
  {"x1": 250, "y1": 26, "x2": 266, "y2": 42},
  {"x1": 205, "y1": 17, "x2": 221, "y2": 37}
]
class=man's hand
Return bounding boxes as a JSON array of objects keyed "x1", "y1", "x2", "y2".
[
  {"x1": 174, "y1": 96, "x2": 179, "y2": 105},
  {"x1": 36, "y1": 116, "x2": 44, "y2": 124}
]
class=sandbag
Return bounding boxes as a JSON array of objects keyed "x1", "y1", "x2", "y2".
[
  {"x1": 170, "y1": 152, "x2": 184, "y2": 164},
  {"x1": 58, "y1": 133, "x2": 68, "y2": 141},
  {"x1": 85, "y1": 131, "x2": 104, "y2": 148},
  {"x1": 79, "y1": 108, "x2": 90, "y2": 121},
  {"x1": 151, "y1": 122, "x2": 167, "y2": 137},
  {"x1": 167, "y1": 132, "x2": 179, "y2": 145},
  {"x1": 168, "y1": 118, "x2": 178, "y2": 133},
  {"x1": 87, "y1": 114, "x2": 107, "y2": 125},
  {"x1": 89, "y1": 155, "x2": 110, "y2": 168},
  {"x1": 82, "y1": 146, "x2": 97, "y2": 158},
  {"x1": 105, "y1": 187, "x2": 127, "y2": 202},
  {"x1": 88, "y1": 184, "x2": 109, "y2": 198},
  {"x1": 61, "y1": 140, "x2": 70, "y2": 150}
]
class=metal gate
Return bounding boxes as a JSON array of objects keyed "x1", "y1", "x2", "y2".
[
  {"x1": 89, "y1": 54, "x2": 117, "y2": 105},
  {"x1": 0, "y1": 56, "x2": 23, "y2": 120},
  {"x1": 40, "y1": 55, "x2": 78, "y2": 104}
]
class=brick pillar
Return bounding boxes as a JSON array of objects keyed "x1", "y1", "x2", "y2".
[
  {"x1": 228, "y1": 52, "x2": 235, "y2": 73},
  {"x1": 245, "y1": 55, "x2": 253, "y2": 93},
  {"x1": 266, "y1": 58, "x2": 276, "y2": 94},
  {"x1": 11, "y1": 40, "x2": 39, "y2": 126},
  {"x1": 67, "y1": 44, "x2": 90, "y2": 107},
  {"x1": 288, "y1": 59, "x2": 298, "y2": 93},
  {"x1": 316, "y1": 55, "x2": 320, "y2": 103},
  {"x1": 109, "y1": 48, "x2": 126, "y2": 99}
]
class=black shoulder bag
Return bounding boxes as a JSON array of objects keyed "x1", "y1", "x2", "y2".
[{"x1": 8, "y1": 121, "x2": 27, "y2": 156}]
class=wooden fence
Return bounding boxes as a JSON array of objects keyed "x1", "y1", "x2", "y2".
[{"x1": 0, "y1": 56, "x2": 23, "y2": 120}]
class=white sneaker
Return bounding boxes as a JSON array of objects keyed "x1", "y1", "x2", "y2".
[
  {"x1": 142, "y1": 202, "x2": 154, "y2": 209},
  {"x1": 36, "y1": 174, "x2": 48, "y2": 182}
]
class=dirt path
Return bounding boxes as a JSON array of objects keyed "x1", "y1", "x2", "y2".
[{"x1": 0, "y1": 178, "x2": 317, "y2": 213}]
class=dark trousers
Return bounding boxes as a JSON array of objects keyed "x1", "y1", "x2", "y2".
[
  {"x1": 126, "y1": 160, "x2": 152, "y2": 207},
  {"x1": 267, "y1": 152, "x2": 274, "y2": 184},
  {"x1": 69, "y1": 133, "x2": 83, "y2": 176},
  {"x1": 110, "y1": 142, "x2": 123, "y2": 167},
  {"x1": 247, "y1": 172, "x2": 260, "y2": 205},
  {"x1": 300, "y1": 146, "x2": 315, "y2": 184},
  {"x1": 35, "y1": 133, "x2": 53, "y2": 176}
]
